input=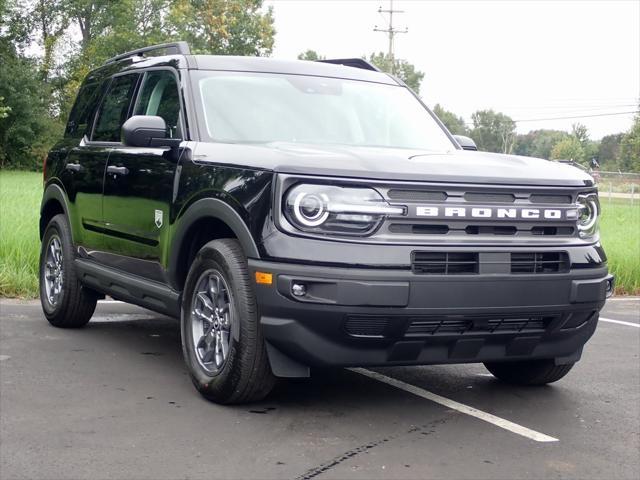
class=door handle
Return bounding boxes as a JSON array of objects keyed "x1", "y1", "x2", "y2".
[
  {"x1": 107, "y1": 165, "x2": 129, "y2": 176},
  {"x1": 65, "y1": 163, "x2": 82, "y2": 172}
]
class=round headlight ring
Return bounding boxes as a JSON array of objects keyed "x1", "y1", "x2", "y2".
[
  {"x1": 293, "y1": 192, "x2": 330, "y2": 227},
  {"x1": 577, "y1": 195, "x2": 599, "y2": 232}
]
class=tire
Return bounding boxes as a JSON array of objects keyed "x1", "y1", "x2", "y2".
[
  {"x1": 39, "y1": 214, "x2": 98, "y2": 328},
  {"x1": 483, "y1": 359, "x2": 575, "y2": 385},
  {"x1": 180, "y1": 238, "x2": 275, "y2": 404}
]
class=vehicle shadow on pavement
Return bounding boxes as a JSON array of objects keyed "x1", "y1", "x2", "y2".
[{"x1": 82, "y1": 315, "x2": 579, "y2": 417}]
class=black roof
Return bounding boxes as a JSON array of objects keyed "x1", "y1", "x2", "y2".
[{"x1": 88, "y1": 42, "x2": 398, "y2": 86}]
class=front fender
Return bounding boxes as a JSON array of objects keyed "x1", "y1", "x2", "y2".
[{"x1": 167, "y1": 197, "x2": 261, "y2": 289}]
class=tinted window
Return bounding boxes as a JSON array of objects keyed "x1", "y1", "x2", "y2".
[
  {"x1": 92, "y1": 74, "x2": 139, "y2": 142},
  {"x1": 65, "y1": 82, "x2": 102, "y2": 138},
  {"x1": 134, "y1": 70, "x2": 181, "y2": 138}
]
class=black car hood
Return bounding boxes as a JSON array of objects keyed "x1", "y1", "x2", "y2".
[{"x1": 192, "y1": 142, "x2": 594, "y2": 187}]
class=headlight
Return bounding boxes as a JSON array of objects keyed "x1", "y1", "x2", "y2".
[
  {"x1": 576, "y1": 193, "x2": 600, "y2": 238},
  {"x1": 284, "y1": 184, "x2": 404, "y2": 235}
]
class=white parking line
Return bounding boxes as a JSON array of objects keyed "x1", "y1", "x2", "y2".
[
  {"x1": 98, "y1": 300, "x2": 123, "y2": 304},
  {"x1": 600, "y1": 317, "x2": 640, "y2": 328},
  {"x1": 350, "y1": 368, "x2": 559, "y2": 443}
]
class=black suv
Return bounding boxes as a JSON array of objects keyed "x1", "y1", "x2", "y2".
[{"x1": 40, "y1": 42, "x2": 614, "y2": 404}]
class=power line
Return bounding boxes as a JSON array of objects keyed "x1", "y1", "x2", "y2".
[
  {"x1": 514, "y1": 111, "x2": 639, "y2": 122},
  {"x1": 373, "y1": 0, "x2": 408, "y2": 74}
]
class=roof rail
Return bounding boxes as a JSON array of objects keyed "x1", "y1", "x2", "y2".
[
  {"x1": 318, "y1": 58, "x2": 380, "y2": 72},
  {"x1": 104, "y1": 41, "x2": 191, "y2": 65}
]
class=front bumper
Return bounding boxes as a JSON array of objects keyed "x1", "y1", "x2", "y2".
[{"x1": 249, "y1": 259, "x2": 612, "y2": 376}]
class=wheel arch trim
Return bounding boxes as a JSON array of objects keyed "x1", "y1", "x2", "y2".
[
  {"x1": 168, "y1": 197, "x2": 260, "y2": 289},
  {"x1": 40, "y1": 183, "x2": 71, "y2": 240}
]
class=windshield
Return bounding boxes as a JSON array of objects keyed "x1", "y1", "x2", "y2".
[{"x1": 194, "y1": 71, "x2": 456, "y2": 151}]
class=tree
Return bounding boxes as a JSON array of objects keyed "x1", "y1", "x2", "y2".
[
  {"x1": 0, "y1": 0, "x2": 61, "y2": 168},
  {"x1": 32, "y1": 0, "x2": 69, "y2": 81},
  {"x1": 618, "y1": 113, "x2": 640, "y2": 172},
  {"x1": 469, "y1": 109, "x2": 516, "y2": 154},
  {"x1": 367, "y1": 52, "x2": 424, "y2": 94},
  {"x1": 169, "y1": 0, "x2": 275, "y2": 56},
  {"x1": 550, "y1": 137, "x2": 584, "y2": 163},
  {"x1": 515, "y1": 129, "x2": 568, "y2": 159},
  {"x1": 298, "y1": 50, "x2": 324, "y2": 61},
  {"x1": 432, "y1": 104, "x2": 468, "y2": 135},
  {"x1": 598, "y1": 133, "x2": 624, "y2": 169},
  {"x1": 0, "y1": 42, "x2": 60, "y2": 168},
  {"x1": 570, "y1": 122, "x2": 597, "y2": 166}
]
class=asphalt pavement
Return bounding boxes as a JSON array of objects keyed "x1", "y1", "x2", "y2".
[{"x1": 1, "y1": 298, "x2": 638, "y2": 480}]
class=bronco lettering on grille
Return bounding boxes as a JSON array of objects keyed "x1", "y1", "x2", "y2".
[{"x1": 414, "y1": 206, "x2": 567, "y2": 220}]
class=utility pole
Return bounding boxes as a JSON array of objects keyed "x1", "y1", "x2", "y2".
[{"x1": 374, "y1": 0, "x2": 408, "y2": 74}]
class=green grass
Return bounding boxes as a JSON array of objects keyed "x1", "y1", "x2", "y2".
[
  {"x1": 0, "y1": 170, "x2": 638, "y2": 298},
  {"x1": 0, "y1": 170, "x2": 42, "y2": 297},
  {"x1": 600, "y1": 198, "x2": 640, "y2": 295}
]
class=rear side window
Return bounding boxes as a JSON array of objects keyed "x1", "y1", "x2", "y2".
[
  {"x1": 65, "y1": 82, "x2": 101, "y2": 138},
  {"x1": 134, "y1": 70, "x2": 181, "y2": 138},
  {"x1": 92, "y1": 74, "x2": 139, "y2": 142}
]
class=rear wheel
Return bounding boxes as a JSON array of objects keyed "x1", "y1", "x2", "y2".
[
  {"x1": 39, "y1": 214, "x2": 98, "y2": 328},
  {"x1": 483, "y1": 359, "x2": 575, "y2": 385},
  {"x1": 180, "y1": 239, "x2": 275, "y2": 404}
]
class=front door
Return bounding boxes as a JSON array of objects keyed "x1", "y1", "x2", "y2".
[{"x1": 101, "y1": 69, "x2": 184, "y2": 282}]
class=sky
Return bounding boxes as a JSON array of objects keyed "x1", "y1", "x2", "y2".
[{"x1": 264, "y1": 0, "x2": 640, "y2": 139}]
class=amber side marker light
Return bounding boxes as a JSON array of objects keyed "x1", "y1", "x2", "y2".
[{"x1": 255, "y1": 271, "x2": 273, "y2": 285}]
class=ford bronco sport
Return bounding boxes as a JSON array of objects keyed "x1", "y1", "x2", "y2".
[{"x1": 40, "y1": 42, "x2": 614, "y2": 404}]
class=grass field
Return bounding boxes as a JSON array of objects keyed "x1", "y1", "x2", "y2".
[{"x1": 1, "y1": 170, "x2": 638, "y2": 298}]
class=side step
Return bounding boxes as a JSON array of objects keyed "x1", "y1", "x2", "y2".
[{"x1": 75, "y1": 258, "x2": 180, "y2": 317}]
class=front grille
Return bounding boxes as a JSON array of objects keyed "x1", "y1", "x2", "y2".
[
  {"x1": 405, "y1": 314, "x2": 556, "y2": 336},
  {"x1": 412, "y1": 251, "x2": 478, "y2": 274},
  {"x1": 510, "y1": 252, "x2": 569, "y2": 273},
  {"x1": 382, "y1": 184, "x2": 581, "y2": 240}
]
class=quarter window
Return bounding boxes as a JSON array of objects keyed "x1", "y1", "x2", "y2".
[
  {"x1": 134, "y1": 70, "x2": 181, "y2": 138},
  {"x1": 92, "y1": 74, "x2": 139, "y2": 142}
]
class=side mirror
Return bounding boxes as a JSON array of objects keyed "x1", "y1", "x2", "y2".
[
  {"x1": 453, "y1": 135, "x2": 478, "y2": 151},
  {"x1": 122, "y1": 115, "x2": 181, "y2": 148}
]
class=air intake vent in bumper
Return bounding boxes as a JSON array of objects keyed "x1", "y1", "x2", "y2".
[
  {"x1": 405, "y1": 315, "x2": 556, "y2": 336},
  {"x1": 510, "y1": 252, "x2": 569, "y2": 274},
  {"x1": 344, "y1": 315, "x2": 390, "y2": 337},
  {"x1": 412, "y1": 252, "x2": 478, "y2": 274}
]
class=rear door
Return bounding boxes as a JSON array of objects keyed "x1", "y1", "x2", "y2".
[{"x1": 100, "y1": 69, "x2": 184, "y2": 282}]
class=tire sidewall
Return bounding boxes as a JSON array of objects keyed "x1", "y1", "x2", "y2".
[
  {"x1": 181, "y1": 244, "x2": 254, "y2": 399},
  {"x1": 39, "y1": 215, "x2": 72, "y2": 318}
]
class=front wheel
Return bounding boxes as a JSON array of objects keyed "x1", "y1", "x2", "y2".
[
  {"x1": 180, "y1": 239, "x2": 275, "y2": 404},
  {"x1": 483, "y1": 359, "x2": 575, "y2": 385}
]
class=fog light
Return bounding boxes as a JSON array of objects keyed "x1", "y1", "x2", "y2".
[
  {"x1": 606, "y1": 276, "x2": 615, "y2": 298},
  {"x1": 292, "y1": 283, "x2": 307, "y2": 297}
]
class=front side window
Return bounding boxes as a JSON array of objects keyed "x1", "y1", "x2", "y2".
[
  {"x1": 92, "y1": 74, "x2": 139, "y2": 142},
  {"x1": 134, "y1": 70, "x2": 181, "y2": 138},
  {"x1": 193, "y1": 71, "x2": 456, "y2": 152}
]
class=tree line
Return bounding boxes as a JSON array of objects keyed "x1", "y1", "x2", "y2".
[{"x1": 433, "y1": 104, "x2": 640, "y2": 173}]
